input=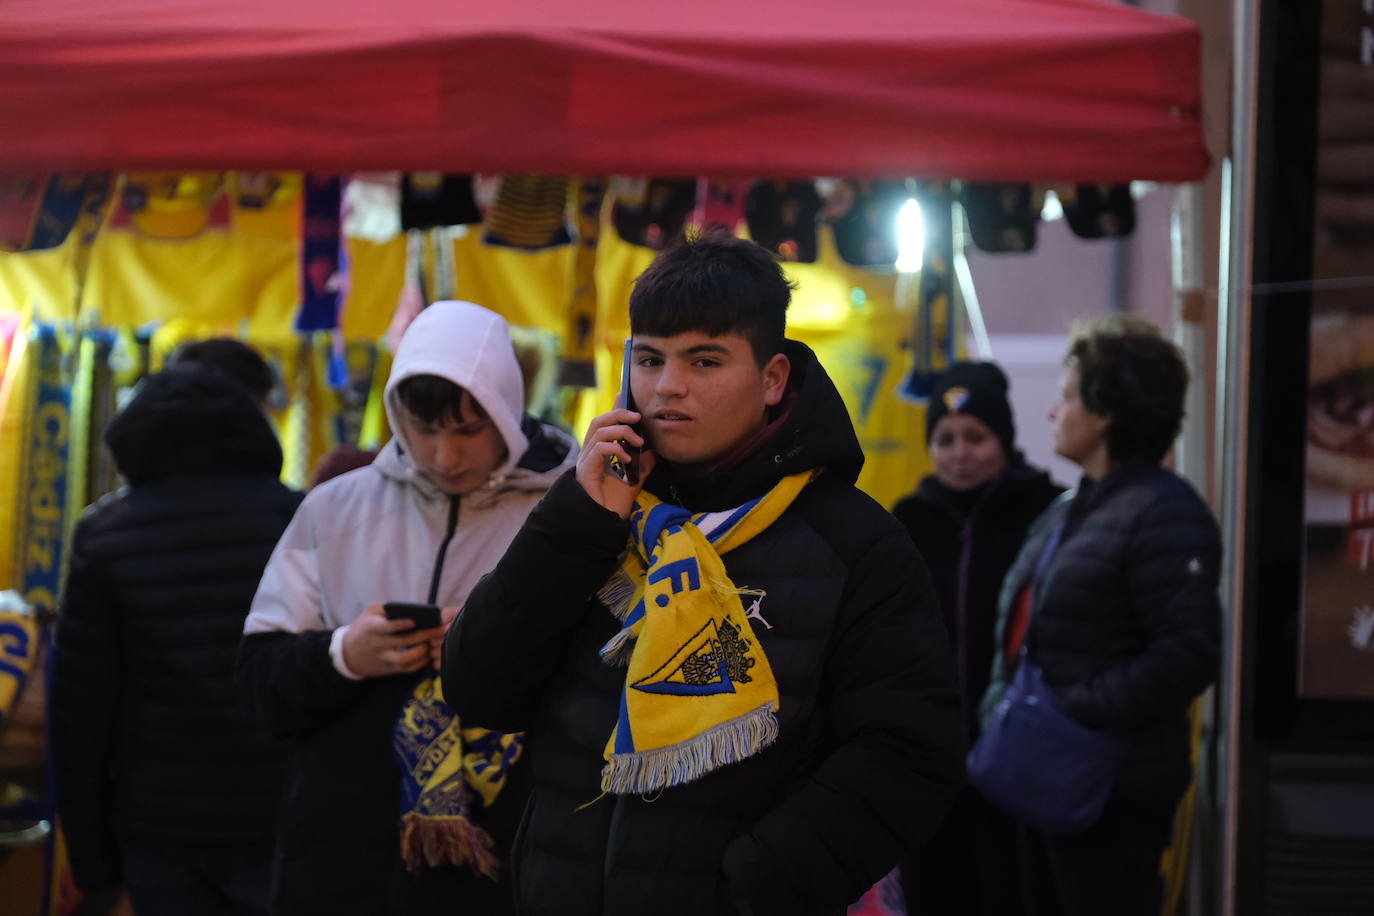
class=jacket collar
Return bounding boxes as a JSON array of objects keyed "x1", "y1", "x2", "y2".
[{"x1": 1068, "y1": 459, "x2": 1159, "y2": 524}]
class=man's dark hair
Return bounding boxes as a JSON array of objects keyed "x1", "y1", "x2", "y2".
[
  {"x1": 1066, "y1": 314, "x2": 1189, "y2": 464},
  {"x1": 629, "y1": 230, "x2": 795, "y2": 365},
  {"x1": 171, "y1": 338, "x2": 274, "y2": 403},
  {"x1": 395, "y1": 375, "x2": 488, "y2": 426},
  {"x1": 308, "y1": 444, "x2": 378, "y2": 489}
]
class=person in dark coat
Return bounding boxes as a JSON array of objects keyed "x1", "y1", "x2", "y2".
[
  {"x1": 443, "y1": 232, "x2": 966, "y2": 916},
  {"x1": 980, "y1": 314, "x2": 1221, "y2": 916},
  {"x1": 891, "y1": 361, "x2": 1062, "y2": 916},
  {"x1": 52, "y1": 354, "x2": 301, "y2": 915}
]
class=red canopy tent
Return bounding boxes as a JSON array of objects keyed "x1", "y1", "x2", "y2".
[{"x1": 0, "y1": 0, "x2": 1207, "y2": 181}]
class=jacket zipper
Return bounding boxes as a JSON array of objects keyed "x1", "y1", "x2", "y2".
[
  {"x1": 941, "y1": 483, "x2": 995, "y2": 705},
  {"x1": 426, "y1": 495, "x2": 460, "y2": 604},
  {"x1": 954, "y1": 520, "x2": 974, "y2": 703},
  {"x1": 603, "y1": 794, "x2": 627, "y2": 910}
]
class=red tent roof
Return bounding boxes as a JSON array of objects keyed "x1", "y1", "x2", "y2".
[{"x1": 0, "y1": 0, "x2": 1208, "y2": 181}]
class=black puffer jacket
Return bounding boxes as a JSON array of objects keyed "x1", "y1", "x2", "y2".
[
  {"x1": 52, "y1": 367, "x2": 300, "y2": 892},
  {"x1": 981, "y1": 462, "x2": 1222, "y2": 808},
  {"x1": 444, "y1": 341, "x2": 964, "y2": 916},
  {"x1": 892, "y1": 464, "x2": 1063, "y2": 737}
]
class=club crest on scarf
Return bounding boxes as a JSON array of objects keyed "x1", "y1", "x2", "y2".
[
  {"x1": 595, "y1": 471, "x2": 814, "y2": 795},
  {"x1": 631, "y1": 616, "x2": 757, "y2": 696}
]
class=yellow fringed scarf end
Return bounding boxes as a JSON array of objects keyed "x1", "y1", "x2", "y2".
[{"x1": 601, "y1": 701, "x2": 781, "y2": 795}]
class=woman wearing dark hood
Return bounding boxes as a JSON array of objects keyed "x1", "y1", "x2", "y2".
[
  {"x1": 52, "y1": 352, "x2": 301, "y2": 915},
  {"x1": 892, "y1": 360, "x2": 1063, "y2": 916}
]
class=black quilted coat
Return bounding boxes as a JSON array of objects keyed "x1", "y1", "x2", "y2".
[
  {"x1": 52, "y1": 367, "x2": 300, "y2": 891},
  {"x1": 444, "y1": 342, "x2": 965, "y2": 916},
  {"x1": 980, "y1": 462, "x2": 1222, "y2": 810}
]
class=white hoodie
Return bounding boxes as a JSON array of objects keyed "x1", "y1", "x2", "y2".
[{"x1": 244, "y1": 301, "x2": 577, "y2": 677}]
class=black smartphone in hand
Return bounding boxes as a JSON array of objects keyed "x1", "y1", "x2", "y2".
[
  {"x1": 383, "y1": 601, "x2": 442, "y2": 631},
  {"x1": 611, "y1": 337, "x2": 643, "y2": 485}
]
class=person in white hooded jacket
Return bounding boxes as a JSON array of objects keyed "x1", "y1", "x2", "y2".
[{"x1": 237, "y1": 300, "x2": 577, "y2": 916}]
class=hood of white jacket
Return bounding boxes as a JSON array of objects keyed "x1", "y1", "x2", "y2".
[{"x1": 379, "y1": 300, "x2": 542, "y2": 498}]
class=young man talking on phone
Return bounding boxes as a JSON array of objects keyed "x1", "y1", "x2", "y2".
[
  {"x1": 444, "y1": 232, "x2": 964, "y2": 916},
  {"x1": 238, "y1": 301, "x2": 576, "y2": 915}
]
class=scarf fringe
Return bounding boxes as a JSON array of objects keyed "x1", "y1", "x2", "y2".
[
  {"x1": 596, "y1": 567, "x2": 636, "y2": 620},
  {"x1": 707, "y1": 577, "x2": 764, "y2": 603},
  {"x1": 599, "y1": 627, "x2": 635, "y2": 666},
  {"x1": 600, "y1": 702, "x2": 779, "y2": 795},
  {"x1": 399, "y1": 812, "x2": 502, "y2": 880}
]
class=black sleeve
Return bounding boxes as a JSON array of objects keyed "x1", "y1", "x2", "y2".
[
  {"x1": 721, "y1": 523, "x2": 966, "y2": 916},
  {"x1": 442, "y1": 470, "x2": 629, "y2": 732},
  {"x1": 51, "y1": 521, "x2": 123, "y2": 893},
  {"x1": 1062, "y1": 493, "x2": 1223, "y2": 730},
  {"x1": 234, "y1": 493, "x2": 370, "y2": 738},
  {"x1": 235, "y1": 630, "x2": 369, "y2": 739}
]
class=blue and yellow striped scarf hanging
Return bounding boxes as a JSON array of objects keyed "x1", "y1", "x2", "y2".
[
  {"x1": 0, "y1": 592, "x2": 41, "y2": 729},
  {"x1": 3, "y1": 322, "x2": 76, "y2": 619},
  {"x1": 393, "y1": 677, "x2": 523, "y2": 878},
  {"x1": 596, "y1": 471, "x2": 814, "y2": 795}
]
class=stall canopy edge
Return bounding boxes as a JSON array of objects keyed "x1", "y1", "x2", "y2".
[{"x1": 0, "y1": 0, "x2": 1209, "y2": 181}]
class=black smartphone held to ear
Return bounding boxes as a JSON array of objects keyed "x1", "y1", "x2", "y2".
[
  {"x1": 382, "y1": 601, "x2": 442, "y2": 631},
  {"x1": 611, "y1": 337, "x2": 643, "y2": 485}
]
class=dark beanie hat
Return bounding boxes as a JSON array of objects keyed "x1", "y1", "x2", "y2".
[{"x1": 925, "y1": 361, "x2": 1016, "y2": 456}]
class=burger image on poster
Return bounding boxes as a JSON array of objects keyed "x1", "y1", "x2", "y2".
[{"x1": 1307, "y1": 310, "x2": 1374, "y2": 524}]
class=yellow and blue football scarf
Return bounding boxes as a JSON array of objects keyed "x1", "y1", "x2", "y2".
[
  {"x1": 0, "y1": 594, "x2": 41, "y2": 730},
  {"x1": 393, "y1": 676, "x2": 523, "y2": 878},
  {"x1": 2, "y1": 322, "x2": 76, "y2": 619},
  {"x1": 596, "y1": 471, "x2": 814, "y2": 795}
]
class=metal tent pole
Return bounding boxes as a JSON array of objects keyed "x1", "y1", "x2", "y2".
[{"x1": 1216, "y1": 0, "x2": 1262, "y2": 906}]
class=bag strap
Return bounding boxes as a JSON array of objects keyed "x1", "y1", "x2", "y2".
[
  {"x1": 1019, "y1": 518, "x2": 1066, "y2": 659},
  {"x1": 1031, "y1": 519, "x2": 1065, "y2": 582}
]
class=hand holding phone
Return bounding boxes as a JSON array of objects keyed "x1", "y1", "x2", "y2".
[
  {"x1": 575, "y1": 338, "x2": 653, "y2": 518},
  {"x1": 341, "y1": 603, "x2": 434, "y2": 678},
  {"x1": 383, "y1": 601, "x2": 442, "y2": 631},
  {"x1": 610, "y1": 338, "x2": 643, "y2": 486}
]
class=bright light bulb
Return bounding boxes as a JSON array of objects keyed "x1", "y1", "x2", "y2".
[
  {"x1": 895, "y1": 197, "x2": 925, "y2": 273},
  {"x1": 1041, "y1": 189, "x2": 1064, "y2": 222}
]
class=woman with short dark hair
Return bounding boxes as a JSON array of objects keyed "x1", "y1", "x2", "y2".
[
  {"x1": 980, "y1": 314, "x2": 1222, "y2": 916},
  {"x1": 1064, "y1": 316, "x2": 1190, "y2": 465}
]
